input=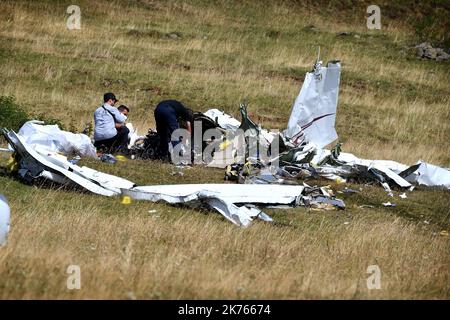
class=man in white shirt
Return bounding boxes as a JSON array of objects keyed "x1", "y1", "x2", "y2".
[{"x1": 93, "y1": 92, "x2": 129, "y2": 153}]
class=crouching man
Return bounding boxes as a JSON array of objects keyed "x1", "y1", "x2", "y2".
[{"x1": 93, "y1": 92, "x2": 130, "y2": 154}]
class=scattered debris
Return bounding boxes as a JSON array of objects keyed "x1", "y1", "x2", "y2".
[
  {"x1": 122, "y1": 183, "x2": 346, "y2": 227},
  {"x1": 440, "y1": 230, "x2": 449, "y2": 237},
  {"x1": 68, "y1": 155, "x2": 81, "y2": 165},
  {"x1": 399, "y1": 193, "x2": 407, "y2": 199},
  {"x1": 2, "y1": 54, "x2": 450, "y2": 229},
  {"x1": 382, "y1": 202, "x2": 396, "y2": 207},
  {"x1": 343, "y1": 187, "x2": 359, "y2": 194},
  {"x1": 99, "y1": 153, "x2": 117, "y2": 164}
]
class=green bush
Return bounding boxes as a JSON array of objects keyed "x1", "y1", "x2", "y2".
[
  {"x1": 0, "y1": 95, "x2": 66, "y2": 132},
  {"x1": 0, "y1": 95, "x2": 30, "y2": 131},
  {"x1": 29, "y1": 112, "x2": 66, "y2": 131}
]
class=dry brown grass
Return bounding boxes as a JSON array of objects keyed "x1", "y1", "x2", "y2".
[
  {"x1": 1, "y1": 179, "x2": 449, "y2": 299},
  {"x1": 0, "y1": 0, "x2": 449, "y2": 299}
]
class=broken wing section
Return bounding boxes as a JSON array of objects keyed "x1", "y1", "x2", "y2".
[
  {"x1": 122, "y1": 184, "x2": 307, "y2": 227},
  {"x1": 285, "y1": 61, "x2": 341, "y2": 148}
]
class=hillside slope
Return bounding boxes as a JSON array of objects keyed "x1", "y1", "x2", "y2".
[{"x1": 0, "y1": 0, "x2": 449, "y2": 299}]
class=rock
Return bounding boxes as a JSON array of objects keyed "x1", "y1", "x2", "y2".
[
  {"x1": 436, "y1": 51, "x2": 450, "y2": 61},
  {"x1": 166, "y1": 32, "x2": 182, "y2": 40},
  {"x1": 415, "y1": 42, "x2": 450, "y2": 61},
  {"x1": 101, "y1": 79, "x2": 113, "y2": 87},
  {"x1": 115, "y1": 79, "x2": 127, "y2": 86}
]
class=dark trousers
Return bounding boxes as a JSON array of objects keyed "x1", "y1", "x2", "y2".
[
  {"x1": 94, "y1": 126, "x2": 130, "y2": 153},
  {"x1": 154, "y1": 102, "x2": 180, "y2": 159}
]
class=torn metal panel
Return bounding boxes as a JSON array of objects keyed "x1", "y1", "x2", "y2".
[
  {"x1": 369, "y1": 163, "x2": 412, "y2": 188},
  {"x1": 74, "y1": 166, "x2": 136, "y2": 194},
  {"x1": 284, "y1": 61, "x2": 341, "y2": 148},
  {"x1": 205, "y1": 198, "x2": 273, "y2": 227},
  {"x1": 123, "y1": 184, "x2": 306, "y2": 205},
  {"x1": 405, "y1": 161, "x2": 450, "y2": 189},
  {"x1": 122, "y1": 184, "x2": 308, "y2": 227},
  {"x1": 0, "y1": 195, "x2": 10, "y2": 246},
  {"x1": 310, "y1": 196, "x2": 345, "y2": 210}
]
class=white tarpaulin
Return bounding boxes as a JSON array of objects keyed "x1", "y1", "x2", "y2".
[
  {"x1": 4, "y1": 130, "x2": 135, "y2": 196},
  {"x1": 122, "y1": 184, "x2": 309, "y2": 227},
  {"x1": 18, "y1": 121, "x2": 97, "y2": 158},
  {"x1": 0, "y1": 195, "x2": 10, "y2": 246},
  {"x1": 284, "y1": 61, "x2": 341, "y2": 148}
]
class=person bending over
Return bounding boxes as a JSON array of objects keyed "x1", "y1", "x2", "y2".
[{"x1": 154, "y1": 99, "x2": 193, "y2": 160}]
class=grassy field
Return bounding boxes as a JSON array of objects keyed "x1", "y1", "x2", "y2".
[{"x1": 0, "y1": 0, "x2": 449, "y2": 299}]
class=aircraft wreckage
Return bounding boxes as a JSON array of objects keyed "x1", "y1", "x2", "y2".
[{"x1": 1, "y1": 58, "x2": 449, "y2": 239}]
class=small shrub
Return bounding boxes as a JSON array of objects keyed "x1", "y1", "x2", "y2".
[
  {"x1": 28, "y1": 112, "x2": 67, "y2": 131},
  {"x1": 0, "y1": 95, "x2": 66, "y2": 132},
  {"x1": 0, "y1": 95, "x2": 30, "y2": 131}
]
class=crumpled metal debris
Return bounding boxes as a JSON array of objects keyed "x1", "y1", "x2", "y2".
[
  {"x1": 121, "y1": 183, "x2": 343, "y2": 227},
  {"x1": 382, "y1": 202, "x2": 396, "y2": 207},
  {"x1": 4, "y1": 127, "x2": 337, "y2": 227},
  {"x1": 202, "y1": 59, "x2": 450, "y2": 192}
]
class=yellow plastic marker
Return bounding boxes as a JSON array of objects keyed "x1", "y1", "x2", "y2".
[
  {"x1": 219, "y1": 140, "x2": 231, "y2": 151},
  {"x1": 116, "y1": 155, "x2": 126, "y2": 162},
  {"x1": 6, "y1": 155, "x2": 19, "y2": 173},
  {"x1": 121, "y1": 196, "x2": 131, "y2": 205}
]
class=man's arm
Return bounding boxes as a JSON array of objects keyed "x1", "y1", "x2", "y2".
[
  {"x1": 108, "y1": 106, "x2": 126, "y2": 128},
  {"x1": 186, "y1": 121, "x2": 192, "y2": 134}
]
